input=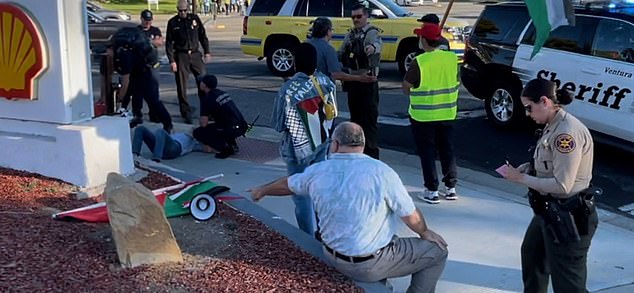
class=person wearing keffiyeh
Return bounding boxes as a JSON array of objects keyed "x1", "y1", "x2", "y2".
[{"x1": 271, "y1": 43, "x2": 337, "y2": 235}]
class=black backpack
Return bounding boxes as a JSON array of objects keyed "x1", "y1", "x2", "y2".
[
  {"x1": 341, "y1": 26, "x2": 379, "y2": 71},
  {"x1": 111, "y1": 27, "x2": 158, "y2": 71}
]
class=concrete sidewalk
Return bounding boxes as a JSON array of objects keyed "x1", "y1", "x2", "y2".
[{"x1": 135, "y1": 122, "x2": 634, "y2": 293}]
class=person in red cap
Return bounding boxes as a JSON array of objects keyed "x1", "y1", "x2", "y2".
[{"x1": 403, "y1": 23, "x2": 460, "y2": 204}]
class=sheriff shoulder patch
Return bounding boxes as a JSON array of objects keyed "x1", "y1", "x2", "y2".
[{"x1": 555, "y1": 133, "x2": 576, "y2": 153}]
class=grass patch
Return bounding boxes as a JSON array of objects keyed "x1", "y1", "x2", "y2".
[{"x1": 95, "y1": 0, "x2": 180, "y2": 15}]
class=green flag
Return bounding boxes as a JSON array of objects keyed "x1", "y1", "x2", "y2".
[{"x1": 524, "y1": 0, "x2": 576, "y2": 59}]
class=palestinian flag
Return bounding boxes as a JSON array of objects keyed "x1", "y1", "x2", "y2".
[
  {"x1": 52, "y1": 175, "x2": 235, "y2": 223},
  {"x1": 297, "y1": 96, "x2": 327, "y2": 148},
  {"x1": 524, "y1": 0, "x2": 575, "y2": 59}
]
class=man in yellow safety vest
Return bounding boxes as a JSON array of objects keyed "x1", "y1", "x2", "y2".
[{"x1": 402, "y1": 23, "x2": 460, "y2": 204}]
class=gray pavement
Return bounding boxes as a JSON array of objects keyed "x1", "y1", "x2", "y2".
[{"x1": 136, "y1": 121, "x2": 634, "y2": 293}]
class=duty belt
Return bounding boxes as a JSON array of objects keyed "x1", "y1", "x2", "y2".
[{"x1": 323, "y1": 245, "x2": 378, "y2": 263}]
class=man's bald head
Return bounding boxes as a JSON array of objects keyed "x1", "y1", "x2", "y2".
[
  {"x1": 177, "y1": 0, "x2": 188, "y2": 17},
  {"x1": 332, "y1": 122, "x2": 365, "y2": 148}
]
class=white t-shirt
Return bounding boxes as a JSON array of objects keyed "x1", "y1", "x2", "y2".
[{"x1": 288, "y1": 153, "x2": 416, "y2": 256}]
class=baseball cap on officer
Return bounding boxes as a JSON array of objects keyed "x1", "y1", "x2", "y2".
[
  {"x1": 414, "y1": 23, "x2": 441, "y2": 41},
  {"x1": 141, "y1": 9, "x2": 153, "y2": 21},
  {"x1": 417, "y1": 14, "x2": 440, "y2": 24}
]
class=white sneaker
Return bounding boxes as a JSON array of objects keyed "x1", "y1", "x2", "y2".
[
  {"x1": 417, "y1": 189, "x2": 440, "y2": 204},
  {"x1": 118, "y1": 108, "x2": 132, "y2": 120},
  {"x1": 441, "y1": 187, "x2": 458, "y2": 200}
]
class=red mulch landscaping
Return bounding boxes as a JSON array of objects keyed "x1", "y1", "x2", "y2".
[{"x1": 0, "y1": 167, "x2": 362, "y2": 292}]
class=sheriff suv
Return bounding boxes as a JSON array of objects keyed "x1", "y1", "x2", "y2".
[
  {"x1": 461, "y1": 1, "x2": 634, "y2": 145},
  {"x1": 240, "y1": 0, "x2": 468, "y2": 76}
]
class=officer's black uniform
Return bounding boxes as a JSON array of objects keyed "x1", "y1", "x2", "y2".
[
  {"x1": 126, "y1": 25, "x2": 163, "y2": 122},
  {"x1": 116, "y1": 48, "x2": 172, "y2": 132},
  {"x1": 193, "y1": 89, "x2": 247, "y2": 158},
  {"x1": 165, "y1": 12, "x2": 210, "y2": 122}
]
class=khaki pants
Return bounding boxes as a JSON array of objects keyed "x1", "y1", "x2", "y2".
[{"x1": 323, "y1": 237, "x2": 448, "y2": 293}]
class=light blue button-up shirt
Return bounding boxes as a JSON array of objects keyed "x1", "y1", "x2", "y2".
[{"x1": 288, "y1": 153, "x2": 416, "y2": 256}]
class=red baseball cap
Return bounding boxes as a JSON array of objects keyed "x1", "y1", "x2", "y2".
[{"x1": 414, "y1": 23, "x2": 441, "y2": 40}]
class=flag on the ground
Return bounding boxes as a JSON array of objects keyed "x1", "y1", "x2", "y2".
[
  {"x1": 52, "y1": 176, "x2": 236, "y2": 223},
  {"x1": 524, "y1": 0, "x2": 575, "y2": 59}
]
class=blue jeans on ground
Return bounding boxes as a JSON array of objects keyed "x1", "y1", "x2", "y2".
[
  {"x1": 132, "y1": 126, "x2": 181, "y2": 161},
  {"x1": 286, "y1": 158, "x2": 315, "y2": 235}
]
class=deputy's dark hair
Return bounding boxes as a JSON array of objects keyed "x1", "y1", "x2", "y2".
[
  {"x1": 294, "y1": 43, "x2": 317, "y2": 75},
  {"x1": 522, "y1": 78, "x2": 573, "y2": 106},
  {"x1": 555, "y1": 88, "x2": 573, "y2": 105},
  {"x1": 351, "y1": 3, "x2": 368, "y2": 15}
]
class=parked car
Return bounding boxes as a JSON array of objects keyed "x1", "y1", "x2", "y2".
[
  {"x1": 394, "y1": 0, "x2": 423, "y2": 6},
  {"x1": 461, "y1": 0, "x2": 634, "y2": 146},
  {"x1": 87, "y1": 11, "x2": 136, "y2": 54},
  {"x1": 240, "y1": 0, "x2": 468, "y2": 76},
  {"x1": 87, "y1": 1, "x2": 131, "y2": 21}
]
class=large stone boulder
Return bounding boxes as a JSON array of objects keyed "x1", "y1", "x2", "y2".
[{"x1": 105, "y1": 173, "x2": 183, "y2": 268}]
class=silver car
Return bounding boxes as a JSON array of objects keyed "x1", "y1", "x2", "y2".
[{"x1": 87, "y1": 1, "x2": 131, "y2": 21}]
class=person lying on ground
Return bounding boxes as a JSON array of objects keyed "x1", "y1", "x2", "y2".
[{"x1": 132, "y1": 125, "x2": 204, "y2": 162}]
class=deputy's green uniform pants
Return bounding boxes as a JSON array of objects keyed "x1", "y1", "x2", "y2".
[{"x1": 521, "y1": 209, "x2": 598, "y2": 293}]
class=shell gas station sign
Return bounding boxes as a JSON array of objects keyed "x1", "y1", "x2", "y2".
[
  {"x1": 0, "y1": 0, "x2": 133, "y2": 191},
  {"x1": 0, "y1": 3, "x2": 46, "y2": 100}
]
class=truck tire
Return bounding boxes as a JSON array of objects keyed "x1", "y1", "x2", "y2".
[
  {"x1": 484, "y1": 80, "x2": 524, "y2": 127},
  {"x1": 397, "y1": 44, "x2": 421, "y2": 76},
  {"x1": 266, "y1": 41, "x2": 296, "y2": 77}
]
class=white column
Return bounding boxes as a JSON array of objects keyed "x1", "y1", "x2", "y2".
[{"x1": 0, "y1": 0, "x2": 134, "y2": 192}]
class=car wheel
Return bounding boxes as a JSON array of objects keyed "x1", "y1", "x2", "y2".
[
  {"x1": 484, "y1": 80, "x2": 523, "y2": 126},
  {"x1": 398, "y1": 45, "x2": 421, "y2": 76},
  {"x1": 266, "y1": 41, "x2": 296, "y2": 77}
]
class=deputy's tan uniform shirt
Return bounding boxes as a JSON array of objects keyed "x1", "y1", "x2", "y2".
[
  {"x1": 522, "y1": 109, "x2": 594, "y2": 198},
  {"x1": 338, "y1": 23, "x2": 382, "y2": 76}
]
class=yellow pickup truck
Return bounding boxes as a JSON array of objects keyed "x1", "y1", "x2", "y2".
[{"x1": 240, "y1": 0, "x2": 468, "y2": 76}]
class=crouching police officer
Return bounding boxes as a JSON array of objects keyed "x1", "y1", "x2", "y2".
[
  {"x1": 193, "y1": 75, "x2": 247, "y2": 159},
  {"x1": 502, "y1": 79, "x2": 598, "y2": 293},
  {"x1": 338, "y1": 3, "x2": 382, "y2": 159}
]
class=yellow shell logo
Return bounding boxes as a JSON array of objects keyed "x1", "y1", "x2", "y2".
[{"x1": 0, "y1": 3, "x2": 46, "y2": 100}]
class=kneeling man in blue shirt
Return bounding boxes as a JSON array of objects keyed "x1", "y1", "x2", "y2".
[{"x1": 249, "y1": 121, "x2": 448, "y2": 293}]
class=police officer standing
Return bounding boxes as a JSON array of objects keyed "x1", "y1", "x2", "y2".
[
  {"x1": 166, "y1": 0, "x2": 212, "y2": 124},
  {"x1": 139, "y1": 10, "x2": 163, "y2": 47},
  {"x1": 338, "y1": 4, "x2": 382, "y2": 159},
  {"x1": 403, "y1": 23, "x2": 459, "y2": 204},
  {"x1": 502, "y1": 79, "x2": 598, "y2": 293},
  {"x1": 133, "y1": 9, "x2": 164, "y2": 122}
]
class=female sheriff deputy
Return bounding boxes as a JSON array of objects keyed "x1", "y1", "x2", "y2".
[{"x1": 502, "y1": 78, "x2": 598, "y2": 293}]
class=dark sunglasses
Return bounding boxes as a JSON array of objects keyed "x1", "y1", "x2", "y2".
[
  {"x1": 178, "y1": 9, "x2": 187, "y2": 12},
  {"x1": 351, "y1": 14, "x2": 364, "y2": 20}
]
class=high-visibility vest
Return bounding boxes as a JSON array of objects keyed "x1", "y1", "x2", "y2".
[{"x1": 409, "y1": 50, "x2": 459, "y2": 122}]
